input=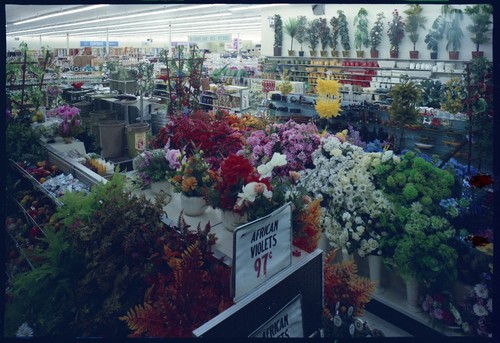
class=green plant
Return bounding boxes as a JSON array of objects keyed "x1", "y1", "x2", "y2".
[
  {"x1": 370, "y1": 12, "x2": 385, "y2": 51},
  {"x1": 441, "y1": 77, "x2": 466, "y2": 114},
  {"x1": 353, "y1": 7, "x2": 370, "y2": 51},
  {"x1": 419, "y1": 79, "x2": 443, "y2": 108},
  {"x1": 295, "y1": 16, "x2": 308, "y2": 52},
  {"x1": 273, "y1": 14, "x2": 283, "y2": 48},
  {"x1": 404, "y1": 4, "x2": 427, "y2": 51},
  {"x1": 307, "y1": 18, "x2": 321, "y2": 51},
  {"x1": 388, "y1": 77, "x2": 421, "y2": 151},
  {"x1": 387, "y1": 9, "x2": 405, "y2": 52},
  {"x1": 337, "y1": 10, "x2": 351, "y2": 51},
  {"x1": 5, "y1": 120, "x2": 46, "y2": 162},
  {"x1": 442, "y1": 5, "x2": 464, "y2": 52},
  {"x1": 135, "y1": 62, "x2": 155, "y2": 95},
  {"x1": 464, "y1": 4, "x2": 493, "y2": 52},
  {"x1": 329, "y1": 15, "x2": 339, "y2": 51},
  {"x1": 318, "y1": 17, "x2": 330, "y2": 51},
  {"x1": 283, "y1": 17, "x2": 299, "y2": 51},
  {"x1": 424, "y1": 15, "x2": 445, "y2": 52}
]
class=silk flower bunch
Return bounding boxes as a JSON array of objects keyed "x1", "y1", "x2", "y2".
[
  {"x1": 315, "y1": 78, "x2": 342, "y2": 119},
  {"x1": 48, "y1": 105, "x2": 82, "y2": 138},
  {"x1": 300, "y1": 135, "x2": 395, "y2": 257}
]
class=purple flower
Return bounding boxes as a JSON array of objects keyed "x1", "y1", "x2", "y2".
[{"x1": 165, "y1": 149, "x2": 181, "y2": 169}]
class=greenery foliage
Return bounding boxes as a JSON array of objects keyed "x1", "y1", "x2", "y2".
[
  {"x1": 464, "y1": 4, "x2": 493, "y2": 52},
  {"x1": 419, "y1": 79, "x2": 443, "y2": 109},
  {"x1": 318, "y1": 17, "x2": 330, "y2": 51},
  {"x1": 370, "y1": 12, "x2": 385, "y2": 51},
  {"x1": 295, "y1": 16, "x2": 308, "y2": 51},
  {"x1": 337, "y1": 10, "x2": 351, "y2": 51},
  {"x1": 424, "y1": 15, "x2": 445, "y2": 52},
  {"x1": 442, "y1": 5, "x2": 464, "y2": 52},
  {"x1": 307, "y1": 18, "x2": 321, "y2": 51},
  {"x1": 404, "y1": 4, "x2": 427, "y2": 51},
  {"x1": 283, "y1": 17, "x2": 299, "y2": 50},
  {"x1": 387, "y1": 9, "x2": 405, "y2": 52},
  {"x1": 353, "y1": 8, "x2": 370, "y2": 50},
  {"x1": 329, "y1": 15, "x2": 340, "y2": 50},
  {"x1": 273, "y1": 14, "x2": 283, "y2": 48}
]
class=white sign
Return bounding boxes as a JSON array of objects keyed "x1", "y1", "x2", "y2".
[
  {"x1": 232, "y1": 204, "x2": 292, "y2": 301},
  {"x1": 249, "y1": 294, "x2": 304, "y2": 338},
  {"x1": 188, "y1": 34, "x2": 232, "y2": 43}
]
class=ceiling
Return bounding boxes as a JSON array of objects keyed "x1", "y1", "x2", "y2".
[{"x1": 5, "y1": 4, "x2": 287, "y2": 38}]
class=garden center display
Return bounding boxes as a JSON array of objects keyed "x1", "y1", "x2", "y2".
[{"x1": 4, "y1": 3, "x2": 495, "y2": 339}]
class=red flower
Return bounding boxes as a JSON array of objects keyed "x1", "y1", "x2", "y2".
[{"x1": 220, "y1": 155, "x2": 254, "y2": 186}]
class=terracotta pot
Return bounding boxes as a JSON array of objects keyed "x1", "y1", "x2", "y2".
[
  {"x1": 472, "y1": 51, "x2": 484, "y2": 58},
  {"x1": 180, "y1": 194, "x2": 207, "y2": 217},
  {"x1": 449, "y1": 51, "x2": 459, "y2": 60},
  {"x1": 356, "y1": 50, "x2": 364, "y2": 58},
  {"x1": 390, "y1": 50, "x2": 399, "y2": 58},
  {"x1": 370, "y1": 49, "x2": 379, "y2": 58},
  {"x1": 342, "y1": 50, "x2": 350, "y2": 58},
  {"x1": 409, "y1": 50, "x2": 419, "y2": 59}
]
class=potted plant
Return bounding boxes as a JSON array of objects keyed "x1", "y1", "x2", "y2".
[
  {"x1": 387, "y1": 8, "x2": 405, "y2": 58},
  {"x1": 464, "y1": 4, "x2": 493, "y2": 58},
  {"x1": 329, "y1": 15, "x2": 340, "y2": 57},
  {"x1": 404, "y1": 4, "x2": 427, "y2": 59},
  {"x1": 284, "y1": 17, "x2": 299, "y2": 57},
  {"x1": 442, "y1": 5, "x2": 463, "y2": 60},
  {"x1": 337, "y1": 10, "x2": 351, "y2": 57},
  {"x1": 387, "y1": 77, "x2": 420, "y2": 151},
  {"x1": 424, "y1": 15, "x2": 445, "y2": 59},
  {"x1": 273, "y1": 14, "x2": 283, "y2": 56},
  {"x1": 318, "y1": 18, "x2": 330, "y2": 57},
  {"x1": 307, "y1": 18, "x2": 321, "y2": 57},
  {"x1": 353, "y1": 8, "x2": 370, "y2": 58},
  {"x1": 369, "y1": 12, "x2": 385, "y2": 58},
  {"x1": 295, "y1": 15, "x2": 308, "y2": 57}
]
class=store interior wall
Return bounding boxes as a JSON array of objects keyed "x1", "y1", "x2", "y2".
[{"x1": 260, "y1": 4, "x2": 492, "y2": 59}]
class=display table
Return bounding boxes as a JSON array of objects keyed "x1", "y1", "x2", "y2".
[{"x1": 97, "y1": 97, "x2": 159, "y2": 123}]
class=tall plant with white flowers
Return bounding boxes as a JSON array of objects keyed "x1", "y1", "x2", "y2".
[{"x1": 300, "y1": 135, "x2": 395, "y2": 257}]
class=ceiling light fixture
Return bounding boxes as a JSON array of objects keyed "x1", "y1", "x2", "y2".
[{"x1": 12, "y1": 5, "x2": 109, "y2": 25}]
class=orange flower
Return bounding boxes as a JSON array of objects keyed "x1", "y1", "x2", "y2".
[
  {"x1": 172, "y1": 174, "x2": 183, "y2": 184},
  {"x1": 182, "y1": 176, "x2": 198, "y2": 193}
]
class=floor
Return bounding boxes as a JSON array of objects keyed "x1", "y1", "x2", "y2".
[{"x1": 363, "y1": 311, "x2": 412, "y2": 337}]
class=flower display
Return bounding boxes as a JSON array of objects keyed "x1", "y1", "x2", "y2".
[
  {"x1": 387, "y1": 9, "x2": 405, "y2": 52},
  {"x1": 47, "y1": 105, "x2": 82, "y2": 138},
  {"x1": 133, "y1": 140, "x2": 181, "y2": 185},
  {"x1": 460, "y1": 272, "x2": 493, "y2": 337},
  {"x1": 152, "y1": 110, "x2": 244, "y2": 169},
  {"x1": 421, "y1": 291, "x2": 462, "y2": 328},
  {"x1": 241, "y1": 120, "x2": 320, "y2": 177},
  {"x1": 300, "y1": 135, "x2": 394, "y2": 257},
  {"x1": 171, "y1": 148, "x2": 215, "y2": 197},
  {"x1": 315, "y1": 78, "x2": 342, "y2": 119}
]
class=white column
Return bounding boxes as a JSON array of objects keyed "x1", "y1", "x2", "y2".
[
  {"x1": 106, "y1": 28, "x2": 109, "y2": 57},
  {"x1": 66, "y1": 33, "x2": 69, "y2": 56},
  {"x1": 168, "y1": 23, "x2": 172, "y2": 54}
]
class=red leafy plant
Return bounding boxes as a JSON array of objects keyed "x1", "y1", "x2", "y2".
[{"x1": 119, "y1": 216, "x2": 233, "y2": 337}]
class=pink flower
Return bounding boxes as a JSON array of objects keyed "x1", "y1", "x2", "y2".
[{"x1": 166, "y1": 149, "x2": 181, "y2": 169}]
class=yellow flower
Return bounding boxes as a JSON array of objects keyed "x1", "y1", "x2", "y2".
[
  {"x1": 335, "y1": 129, "x2": 349, "y2": 142},
  {"x1": 316, "y1": 78, "x2": 341, "y2": 97},
  {"x1": 315, "y1": 98, "x2": 342, "y2": 119}
]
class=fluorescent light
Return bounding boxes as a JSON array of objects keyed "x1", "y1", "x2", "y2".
[
  {"x1": 12, "y1": 5, "x2": 109, "y2": 25},
  {"x1": 230, "y1": 4, "x2": 289, "y2": 11}
]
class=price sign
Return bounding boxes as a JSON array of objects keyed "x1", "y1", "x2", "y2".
[
  {"x1": 249, "y1": 294, "x2": 304, "y2": 338},
  {"x1": 262, "y1": 80, "x2": 276, "y2": 93},
  {"x1": 232, "y1": 204, "x2": 292, "y2": 301}
]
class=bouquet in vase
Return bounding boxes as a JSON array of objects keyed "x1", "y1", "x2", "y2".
[
  {"x1": 171, "y1": 148, "x2": 216, "y2": 197},
  {"x1": 133, "y1": 140, "x2": 182, "y2": 185},
  {"x1": 48, "y1": 105, "x2": 83, "y2": 138}
]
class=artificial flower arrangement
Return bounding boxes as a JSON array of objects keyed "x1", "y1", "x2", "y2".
[
  {"x1": 170, "y1": 148, "x2": 216, "y2": 198},
  {"x1": 152, "y1": 110, "x2": 244, "y2": 169},
  {"x1": 47, "y1": 105, "x2": 83, "y2": 138},
  {"x1": 421, "y1": 290, "x2": 463, "y2": 328},
  {"x1": 314, "y1": 78, "x2": 342, "y2": 119},
  {"x1": 299, "y1": 134, "x2": 395, "y2": 257},
  {"x1": 459, "y1": 272, "x2": 493, "y2": 337},
  {"x1": 133, "y1": 140, "x2": 181, "y2": 186},
  {"x1": 241, "y1": 119, "x2": 321, "y2": 177},
  {"x1": 372, "y1": 151, "x2": 459, "y2": 287}
]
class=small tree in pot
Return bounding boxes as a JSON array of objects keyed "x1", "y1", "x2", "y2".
[
  {"x1": 318, "y1": 17, "x2": 331, "y2": 57},
  {"x1": 442, "y1": 5, "x2": 463, "y2": 60},
  {"x1": 337, "y1": 10, "x2": 351, "y2": 57},
  {"x1": 404, "y1": 4, "x2": 427, "y2": 59},
  {"x1": 273, "y1": 14, "x2": 283, "y2": 56},
  {"x1": 424, "y1": 14, "x2": 445, "y2": 59},
  {"x1": 295, "y1": 15, "x2": 308, "y2": 57},
  {"x1": 387, "y1": 8, "x2": 405, "y2": 58},
  {"x1": 369, "y1": 12, "x2": 385, "y2": 58},
  {"x1": 353, "y1": 7, "x2": 370, "y2": 58},
  {"x1": 464, "y1": 4, "x2": 493, "y2": 58},
  {"x1": 307, "y1": 18, "x2": 321, "y2": 57},
  {"x1": 329, "y1": 15, "x2": 340, "y2": 57},
  {"x1": 284, "y1": 17, "x2": 299, "y2": 56}
]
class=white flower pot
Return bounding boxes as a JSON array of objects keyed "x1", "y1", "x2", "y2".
[
  {"x1": 150, "y1": 181, "x2": 172, "y2": 195},
  {"x1": 222, "y1": 210, "x2": 248, "y2": 232},
  {"x1": 318, "y1": 232, "x2": 333, "y2": 255},
  {"x1": 368, "y1": 255, "x2": 385, "y2": 293},
  {"x1": 180, "y1": 194, "x2": 207, "y2": 217},
  {"x1": 405, "y1": 277, "x2": 421, "y2": 310}
]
